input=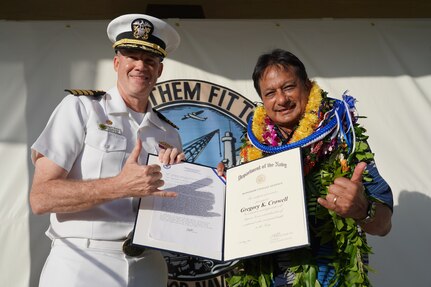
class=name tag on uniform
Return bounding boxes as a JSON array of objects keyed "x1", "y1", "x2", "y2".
[{"x1": 98, "y1": 123, "x2": 122, "y2": 135}]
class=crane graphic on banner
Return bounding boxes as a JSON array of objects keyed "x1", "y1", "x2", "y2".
[
  {"x1": 182, "y1": 128, "x2": 238, "y2": 168},
  {"x1": 182, "y1": 129, "x2": 221, "y2": 163}
]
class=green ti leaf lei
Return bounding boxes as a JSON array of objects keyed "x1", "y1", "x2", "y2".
[{"x1": 289, "y1": 121, "x2": 375, "y2": 287}]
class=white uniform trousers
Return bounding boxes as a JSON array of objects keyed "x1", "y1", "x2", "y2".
[{"x1": 39, "y1": 238, "x2": 168, "y2": 287}]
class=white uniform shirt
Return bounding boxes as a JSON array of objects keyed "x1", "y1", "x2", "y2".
[{"x1": 31, "y1": 87, "x2": 182, "y2": 240}]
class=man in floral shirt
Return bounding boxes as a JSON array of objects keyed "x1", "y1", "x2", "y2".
[{"x1": 224, "y1": 49, "x2": 392, "y2": 287}]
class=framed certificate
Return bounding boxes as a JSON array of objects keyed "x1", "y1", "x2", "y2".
[{"x1": 132, "y1": 148, "x2": 309, "y2": 261}]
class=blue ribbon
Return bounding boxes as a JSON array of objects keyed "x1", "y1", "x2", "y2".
[{"x1": 247, "y1": 97, "x2": 356, "y2": 154}]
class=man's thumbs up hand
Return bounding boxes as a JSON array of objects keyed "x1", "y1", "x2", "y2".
[{"x1": 317, "y1": 162, "x2": 368, "y2": 220}]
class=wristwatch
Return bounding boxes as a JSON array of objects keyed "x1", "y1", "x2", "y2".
[{"x1": 358, "y1": 200, "x2": 376, "y2": 225}]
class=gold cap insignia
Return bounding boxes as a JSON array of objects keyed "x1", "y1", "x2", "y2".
[{"x1": 132, "y1": 18, "x2": 154, "y2": 40}]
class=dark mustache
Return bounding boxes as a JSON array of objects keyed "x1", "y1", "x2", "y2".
[{"x1": 278, "y1": 99, "x2": 295, "y2": 109}]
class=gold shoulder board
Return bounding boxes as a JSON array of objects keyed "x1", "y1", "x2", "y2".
[
  {"x1": 153, "y1": 109, "x2": 179, "y2": 130},
  {"x1": 65, "y1": 89, "x2": 106, "y2": 97}
]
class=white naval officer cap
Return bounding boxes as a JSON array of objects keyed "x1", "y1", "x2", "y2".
[{"x1": 107, "y1": 14, "x2": 180, "y2": 59}]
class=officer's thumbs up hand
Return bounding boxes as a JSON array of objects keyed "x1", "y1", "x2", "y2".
[
  {"x1": 119, "y1": 139, "x2": 177, "y2": 198},
  {"x1": 125, "y1": 138, "x2": 142, "y2": 165}
]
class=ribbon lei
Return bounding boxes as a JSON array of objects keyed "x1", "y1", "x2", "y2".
[{"x1": 247, "y1": 95, "x2": 357, "y2": 154}]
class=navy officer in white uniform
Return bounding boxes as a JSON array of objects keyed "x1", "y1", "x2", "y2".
[{"x1": 30, "y1": 14, "x2": 184, "y2": 287}]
